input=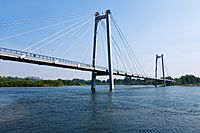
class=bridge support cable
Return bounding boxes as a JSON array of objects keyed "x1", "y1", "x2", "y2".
[
  {"x1": 112, "y1": 46, "x2": 121, "y2": 71},
  {"x1": 111, "y1": 28, "x2": 133, "y2": 72},
  {"x1": 99, "y1": 21, "x2": 124, "y2": 71},
  {"x1": 0, "y1": 14, "x2": 92, "y2": 27},
  {"x1": 0, "y1": 16, "x2": 62, "y2": 26},
  {"x1": 109, "y1": 22, "x2": 136, "y2": 73},
  {"x1": 111, "y1": 26, "x2": 140, "y2": 74},
  {"x1": 114, "y1": 19, "x2": 146, "y2": 76},
  {"x1": 27, "y1": 17, "x2": 93, "y2": 52},
  {"x1": 81, "y1": 31, "x2": 94, "y2": 63},
  {"x1": 52, "y1": 19, "x2": 93, "y2": 58},
  {"x1": 111, "y1": 15, "x2": 147, "y2": 76},
  {"x1": 52, "y1": 22, "x2": 88, "y2": 55},
  {"x1": 101, "y1": 20, "x2": 128, "y2": 72},
  {"x1": 112, "y1": 35, "x2": 137, "y2": 74},
  {"x1": 164, "y1": 62, "x2": 170, "y2": 77},
  {"x1": 102, "y1": 18, "x2": 139, "y2": 74},
  {"x1": 111, "y1": 16, "x2": 144, "y2": 75},
  {"x1": 101, "y1": 20, "x2": 139, "y2": 75},
  {"x1": 100, "y1": 21, "x2": 130, "y2": 73},
  {"x1": 112, "y1": 38, "x2": 135, "y2": 73},
  {"x1": 112, "y1": 43, "x2": 128, "y2": 72},
  {"x1": 109, "y1": 30, "x2": 121, "y2": 71},
  {"x1": 0, "y1": 15, "x2": 92, "y2": 41},
  {"x1": 23, "y1": 16, "x2": 92, "y2": 51},
  {"x1": 99, "y1": 21, "x2": 108, "y2": 69},
  {"x1": 113, "y1": 28, "x2": 142, "y2": 75},
  {"x1": 61, "y1": 20, "x2": 93, "y2": 60}
]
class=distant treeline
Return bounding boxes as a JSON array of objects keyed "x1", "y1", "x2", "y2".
[
  {"x1": 0, "y1": 76, "x2": 157, "y2": 87},
  {"x1": 120, "y1": 75, "x2": 200, "y2": 86},
  {"x1": 0, "y1": 74, "x2": 200, "y2": 87},
  {"x1": 0, "y1": 77, "x2": 90, "y2": 87},
  {"x1": 173, "y1": 74, "x2": 200, "y2": 85}
]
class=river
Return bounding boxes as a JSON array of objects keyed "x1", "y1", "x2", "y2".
[{"x1": 0, "y1": 85, "x2": 200, "y2": 133}]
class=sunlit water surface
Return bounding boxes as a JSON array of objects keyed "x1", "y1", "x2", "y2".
[{"x1": 0, "y1": 85, "x2": 200, "y2": 133}]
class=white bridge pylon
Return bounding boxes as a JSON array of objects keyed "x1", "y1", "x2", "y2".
[{"x1": 91, "y1": 10, "x2": 114, "y2": 91}]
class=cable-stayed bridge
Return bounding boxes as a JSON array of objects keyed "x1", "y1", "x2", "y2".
[{"x1": 0, "y1": 10, "x2": 174, "y2": 91}]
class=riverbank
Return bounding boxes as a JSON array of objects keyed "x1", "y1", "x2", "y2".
[
  {"x1": 0, "y1": 76, "x2": 152, "y2": 87},
  {"x1": 0, "y1": 77, "x2": 90, "y2": 87}
]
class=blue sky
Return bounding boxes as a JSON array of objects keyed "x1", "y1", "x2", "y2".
[{"x1": 0, "y1": 0, "x2": 200, "y2": 79}]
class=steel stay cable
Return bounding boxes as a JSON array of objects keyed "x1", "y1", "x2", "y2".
[
  {"x1": 111, "y1": 15, "x2": 146, "y2": 75},
  {"x1": 111, "y1": 16, "x2": 142, "y2": 74},
  {"x1": 109, "y1": 22, "x2": 123, "y2": 70},
  {"x1": 112, "y1": 35, "x2": 131, "y2": 72},
  {"x1": 99, "y1": 21, "x2": 108, "y2": 68},
  {"x1": 0, "y1": 16, "x2": 76, "y2": 25},
  {"x1": 111, "y1": 19, "x2": 140, "y2": 74},
  {"x1": 164, "y1": 62, "x2": 170, "y2": 76},
  {"x1": 104, "y1": 20, "x2": 135, "y2": 73},
  {"x1": 23, "y1": 16, "x2": 91, "y2": 51},
  {"x1": 109, "y1": 22, "x2": 124, "y2": 71},
  {"x1": 53, "y1": 19, "x2": 91, "y2": 54},
  {"x1": 105, "y1": 22, "x2": 137, "y2": 74},
  {"x1": 112, "y1": 42, "x2": 121, "y2": 71},
  {"x1": 0, "y1": 15, "x2": 91, "y2": 29},
  {"x1": 64, "y1": 20, "x2": 93, "y2": 60},
  {"x1": 100, "y1": 21, "x2": 129, "y2": 72},
  {"x1": 0, "y1": 16, "x2": 59, "y2": 25},
  {"x1": 0, "y1": 14, "x2": 92, "y2": 28},
  {"x1": 111, "y1": 15, "x2": 146, "y2": 76},
  {"x1": 110, "y1": 21, "x2": 139, "y2": 74},
  {"x1": 112, "y1": 43, "x2": 128, "y2": 72},
  {"x1": 111, "y1": 20, "x2": 135, "y2": 71},
  {"x1": 81, "y1": 28, "x2": 93, "y2": 63},
  {"x1": 0, "y1": 15, "x2": 92, "y2": 41},
  {"x1": 32, "y1": 17, "x2": 93, "y2": 52},
  {"x1": 112, "y1": 37, "x2": 135, "y2": 73},
  {"x1": 61, "y1": 19, "x2": 93, "y2": 58},
  {"x1": 115, "y1": 31, "x2": 140, "y2": 74}
]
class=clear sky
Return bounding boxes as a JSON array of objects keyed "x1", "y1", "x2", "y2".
[{"x1": 0, "y1": 0, "x2": 200, "y2": 79}]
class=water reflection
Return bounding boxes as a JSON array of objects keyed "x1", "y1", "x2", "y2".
[{"x1": 88, "y1": 91, "x2": 114, "y2": 132}]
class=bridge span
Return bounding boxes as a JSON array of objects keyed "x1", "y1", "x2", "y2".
[{"x1": 0, "y1": 47, "x2": 173, "y2": 83}]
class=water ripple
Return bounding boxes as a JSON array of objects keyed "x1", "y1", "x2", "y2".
[{"x1": 0, "y1": 86, "x2": 200, "y2": 133}]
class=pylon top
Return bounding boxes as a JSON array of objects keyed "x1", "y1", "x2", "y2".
[
  {"x1": 106, "y1": 9, "x2": 111, "y2": 14},
  {"x1": 95, "y1": 12, "x2": 100, "y2": 16}
]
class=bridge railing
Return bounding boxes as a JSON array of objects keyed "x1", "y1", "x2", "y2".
[
  {"x1": 0, "y1": 47, "x2": 108, "y2": 70},
  {"x1": 0, "y1": 47, "x2": 157, "y2": 79}
]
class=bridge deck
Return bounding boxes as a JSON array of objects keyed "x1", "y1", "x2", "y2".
[{"x1": 0, "y1": 47, "x2": 174, "y2": 83}]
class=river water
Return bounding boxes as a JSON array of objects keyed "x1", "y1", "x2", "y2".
[{"x1": 0, "y1": 85, "x2": 200, "y2": 133}]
